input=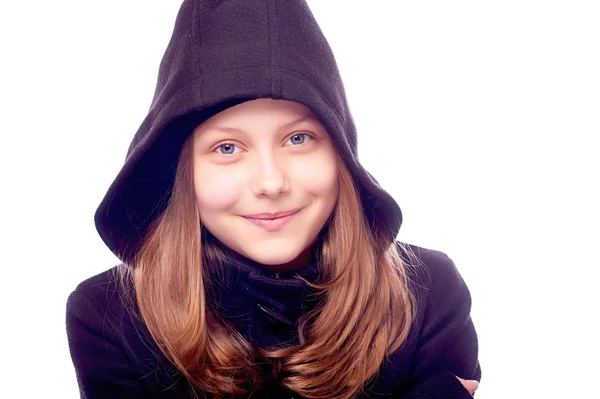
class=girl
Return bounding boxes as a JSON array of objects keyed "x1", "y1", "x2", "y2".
[{"x1": 66, "y1": 1, "x2": 481, "y2": 398}]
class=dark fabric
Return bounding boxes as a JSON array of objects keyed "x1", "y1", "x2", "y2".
[
  {"x1": 94, "y1": 0, "x2": 402, "y2": 264},
  {"x1": 77, "y1": 0, "x2": 481, "y2": 397},
  {"x1": 66, "y1": 243, "x2": 481, "y2": 398}
]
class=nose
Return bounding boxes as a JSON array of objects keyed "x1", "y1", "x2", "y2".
[{"x1": 250, "y1": 153, "x2": 289, "y2": 198}]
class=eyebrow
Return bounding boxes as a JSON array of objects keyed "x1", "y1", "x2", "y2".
[{"x1": 208, "y1": 115, "x2": 320, "y2": 135}]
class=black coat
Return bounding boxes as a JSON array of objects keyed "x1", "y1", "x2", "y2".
[
  {"x1": 66, "y1": 243, "x2": 481, "y2": 398},
  {"x1": 72, "y1": 1, "x2": 481, "y2": 397}
]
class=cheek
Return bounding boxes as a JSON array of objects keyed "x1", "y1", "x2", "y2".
[
  {"x1": 293, "y1": 153, "x2": 339, "y2": 197},
  {"x1": 193, "y1": 165, "x2": 243, "y2": 212}
]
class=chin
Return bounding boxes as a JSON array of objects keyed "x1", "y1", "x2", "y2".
[
  {"x1": 239, "y1": 239, "x2": 309, "y2": 267},
  {"x1": 245, "y1": 250, "x2": 299, "y2": 266}
]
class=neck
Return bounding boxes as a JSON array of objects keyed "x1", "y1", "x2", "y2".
[{"x1": 223, "y1": 241, "x2": 318, "y2": 274}]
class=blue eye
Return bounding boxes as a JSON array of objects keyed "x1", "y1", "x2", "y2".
[
  {"x1": 287, "y1": 133, "x2": 312, "y2": 145},
  {"x1": 215, "y1": 143, "x2": 239, "y2": 155}
]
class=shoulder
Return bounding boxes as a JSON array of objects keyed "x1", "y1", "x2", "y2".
[
  {"x1": 67, "y1": 266, "x2": 123, "y2": 307},
  {"x1": 65, "y1": 266, "x2": 159, "y2": 370},
  {"x1": 395, "y1": 241, "x2": 474, "y2": 335},
  {"x1": 65, "y1": 266, "x2": 186, "y2": 394},
  {"x1": 66, "y1": 264, "x2": 151, "y2": 343},
  {"x1": 66, "y1": 266, "x2": 131, "y2": 335},
  {"x1": 392, "y1": 242, "x2": 481, "y2": 384},
  {"x1": 66, "y1": 266, "x2": 140, "y2": 356},
  {"x1": 73, "y1": 265, "x2": 121, "y2": 291},
  {"x1": 396, "y1": 241, "x2": 466, "y2": 294}
]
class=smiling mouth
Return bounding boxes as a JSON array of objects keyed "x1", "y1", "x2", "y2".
[
  {"x1": 243, "y1": 209, "x2": 300, "y2": 220},
  {"x1": 242, "y1": 209, "x2": 300, "y2": 231}
]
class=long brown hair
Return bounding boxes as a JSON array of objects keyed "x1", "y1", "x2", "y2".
[{"x1": 117, "y1": 133, "x2": 417, "y2": 398}]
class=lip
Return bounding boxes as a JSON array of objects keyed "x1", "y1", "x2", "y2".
[
  {"x1": 244, "y1": 209, "x2": 300, "y2": 220},
  {"x1": 242, "y1": 209, "x2": 300, "y2": 232}
]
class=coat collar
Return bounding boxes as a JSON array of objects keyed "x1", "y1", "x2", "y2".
[{"x1": 206, "y1": 240, "x2": 323, "y2": 347}]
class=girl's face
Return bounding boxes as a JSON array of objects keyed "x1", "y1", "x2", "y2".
[{"x1": 192, "y1": 98, "x2": 339, "y2": 270}]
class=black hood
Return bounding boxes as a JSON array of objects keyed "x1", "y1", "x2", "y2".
[{"x1": 95, "y1": 0, "x2": 402, "y2": 263}]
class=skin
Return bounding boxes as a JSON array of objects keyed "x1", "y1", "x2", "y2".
[
  {"x1": 192, "y1": 98, "x2": 478, "y2": 390},
  {"x1": 192, "y1": 98, "x2": 339, "y2": 273},
  {"x1": 456, "y1": 377, "x2": 479, "y2": 395}
]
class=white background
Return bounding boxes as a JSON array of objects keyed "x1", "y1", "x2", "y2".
[{"x1": 1, "y1": 1, "x2": 598, "y2": 398}]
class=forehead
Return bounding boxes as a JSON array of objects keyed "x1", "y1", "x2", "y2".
[{"x1": 194, "y1": 98, "x2": 322, "y2": 134}]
